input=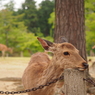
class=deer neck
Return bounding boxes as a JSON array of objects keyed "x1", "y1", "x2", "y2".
[{"x1": 42, "y1": 56, "x2": 64, "y2": 84}]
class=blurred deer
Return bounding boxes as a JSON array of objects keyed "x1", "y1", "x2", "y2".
[
  {"x1": 92, "y1": 45, "x2": 95, "y2": 49},
  {"x1": 22, "y1": 37, "x2": 88, "y2": 95},
  {"x1": 0, "y1": 44, "x2": 13, "y2": 57}
]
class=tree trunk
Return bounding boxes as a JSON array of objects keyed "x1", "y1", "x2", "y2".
[
  {"x1": 55, "y1": 0, "x2": 86, "y2": 60},
  {"x1": 64, "y1": 69, "x2": 86, "y2": 95},
  {"x1": 20, "y1": 51, "x2": 23, "y2": 57},
  {"x1": 55, "y1": 0, "x2": 87, "y2": 95}
]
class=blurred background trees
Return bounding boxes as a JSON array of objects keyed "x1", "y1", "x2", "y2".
[
  {"x1": 0, "y1": 0, "x2": 54, "y2": 56},
  {"x1": 0, "y1": 0, "x2": 95, "y2": 56},
  {"x1": 85, "y1": 0, "x2": 95, "y2": 55}
]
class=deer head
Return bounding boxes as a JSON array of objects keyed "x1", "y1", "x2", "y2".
[{"x1": 37, "y1": 37, "x2": 88, "y2": 71}]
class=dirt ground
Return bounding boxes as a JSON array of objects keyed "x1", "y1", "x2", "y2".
[{"x1": 0, "y1": 57, "x2": 30, "y2": 95}]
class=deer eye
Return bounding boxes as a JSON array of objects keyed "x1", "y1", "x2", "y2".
[{"x1": 63, "y1": 52, "x2": 70, "y2": 55}]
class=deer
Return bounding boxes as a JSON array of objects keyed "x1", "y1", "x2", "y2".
[
  {"x1": 0, "y1": 44, "x2": 13, "y2": 57},
  {"x1": 22, "y1": 37, "x2": 88, "y2": 95},
  {"x1": 92, "y1": 45, "x2": 95, "y2": 49}
]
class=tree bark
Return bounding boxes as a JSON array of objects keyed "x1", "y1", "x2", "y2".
[
  {"x1": 64, "y1": 69, "x2": 86, "y2": 95},
  {"x1": 55, "y1": 0, "x2": 88, "y2": 95},
  {"x1": 55, "y1": 0, "x2": 86, "y2": 60}
]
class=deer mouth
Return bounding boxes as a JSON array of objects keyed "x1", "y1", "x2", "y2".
[
  {"x1": 78, "y1": 68, "x2": 86, "y2": 71},
  {"x1": 75, "y1": 67, "x2": 87, "y2": 71}
]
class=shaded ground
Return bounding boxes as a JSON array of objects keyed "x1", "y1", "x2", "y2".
[{"x1": 0, "y1": 57, "x2": 30, "y2": 95}]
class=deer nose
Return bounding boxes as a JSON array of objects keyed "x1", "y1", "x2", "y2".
[{"x1": 82, "y1": 63, "x2": 88, "y2": 69}]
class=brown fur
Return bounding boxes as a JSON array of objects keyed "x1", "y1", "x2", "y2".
[
  {"x1": 0, "y1": 44, "x2": 12, "y2": 57},
  {"x1": 22, "y1": 38, "x2": 88, "y2": 95},
  {"x1": 92, "y1": 45, "x2": 95, "y2": 49}
]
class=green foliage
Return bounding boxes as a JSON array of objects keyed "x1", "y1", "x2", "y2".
[
  {"x1": 0, "y1": 3, "x2": 43, "y2": 56},
  {"x1": 0, "y1": 0, "x2": 55, "y2": 56},
  {"x1": 37, "y1": 0, "x2": 54, "y2": 36},
  {"x1": 4, "y1": 0, "x2": 15, "y2": 11},
  {"x1": 17, "y1": 0, "x2": 38, "y2": 33},
  {"x1": 14, "y1": 0, "x2": 55, "y2": 36},
  {"x1": 48, "y1": 10, "x2": 55, "y2": 37},
  {"x1": 85, "y1": 0, "x2": 95, "y2": 54},
  {"x1": 0, "y1": 8, "x2": 26, "y2": 43},
  {"x1": 48, "y1": 10, "x2": 55, "y2": 29},
  {"x1": 15, "y1": 32, "x2": 43, "y2": 53},
  {"x1": 85, "y1": 0, "x2": 95, "y2": 14}
]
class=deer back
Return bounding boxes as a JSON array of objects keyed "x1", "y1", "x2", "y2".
[{"x1": 22, "y1": 52, "x2": 51, "y2": 90}]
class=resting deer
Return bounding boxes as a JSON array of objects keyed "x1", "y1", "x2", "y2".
[
  {"x1": 0, "y1": 44, "x2": 13, "y2": 57},
  {"x1": 22, "y1": 37, "x2": 88, "y2": 95}
]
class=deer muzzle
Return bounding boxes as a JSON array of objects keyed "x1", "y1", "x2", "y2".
[{"x1": 82, "y1": 62, "x2": 88, "y2": 69}]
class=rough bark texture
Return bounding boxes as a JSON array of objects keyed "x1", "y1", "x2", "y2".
[
  {"x1": 55, "y1": 0, "x2": 86, "y2": 60},
  {"x1": 64, "y1": 69, "x2": 86, "y2": 95},
  {"x1": 54, "y1": 0, "x2": 95, "y2": 95}
]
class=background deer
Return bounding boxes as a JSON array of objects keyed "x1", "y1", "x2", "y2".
[
  {"x1": 22, "y1": 37, "x2": 88, "y2": 95},
  {"x1": 92, "y1": 45, "x2": 95, "y2": 49},
  {"x1": 0, "y1": 44, "x2": 13, "y2": 57}
]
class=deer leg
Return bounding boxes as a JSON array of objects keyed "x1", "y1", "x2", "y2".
[{"x1": 2, "y1": 51, "x2": 5, "y2": 57}]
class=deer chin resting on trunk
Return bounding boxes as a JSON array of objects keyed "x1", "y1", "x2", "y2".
[{"x1": 22, "y1": 37, "x2": 88, "y2": 95}]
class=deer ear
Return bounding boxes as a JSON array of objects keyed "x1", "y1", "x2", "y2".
[
  {"x1": 37, "y1": 37, "x2": 54, "y2": 51},
  {"x1": 59, "y1": 37, "x2": 68, "y2": 43}
]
